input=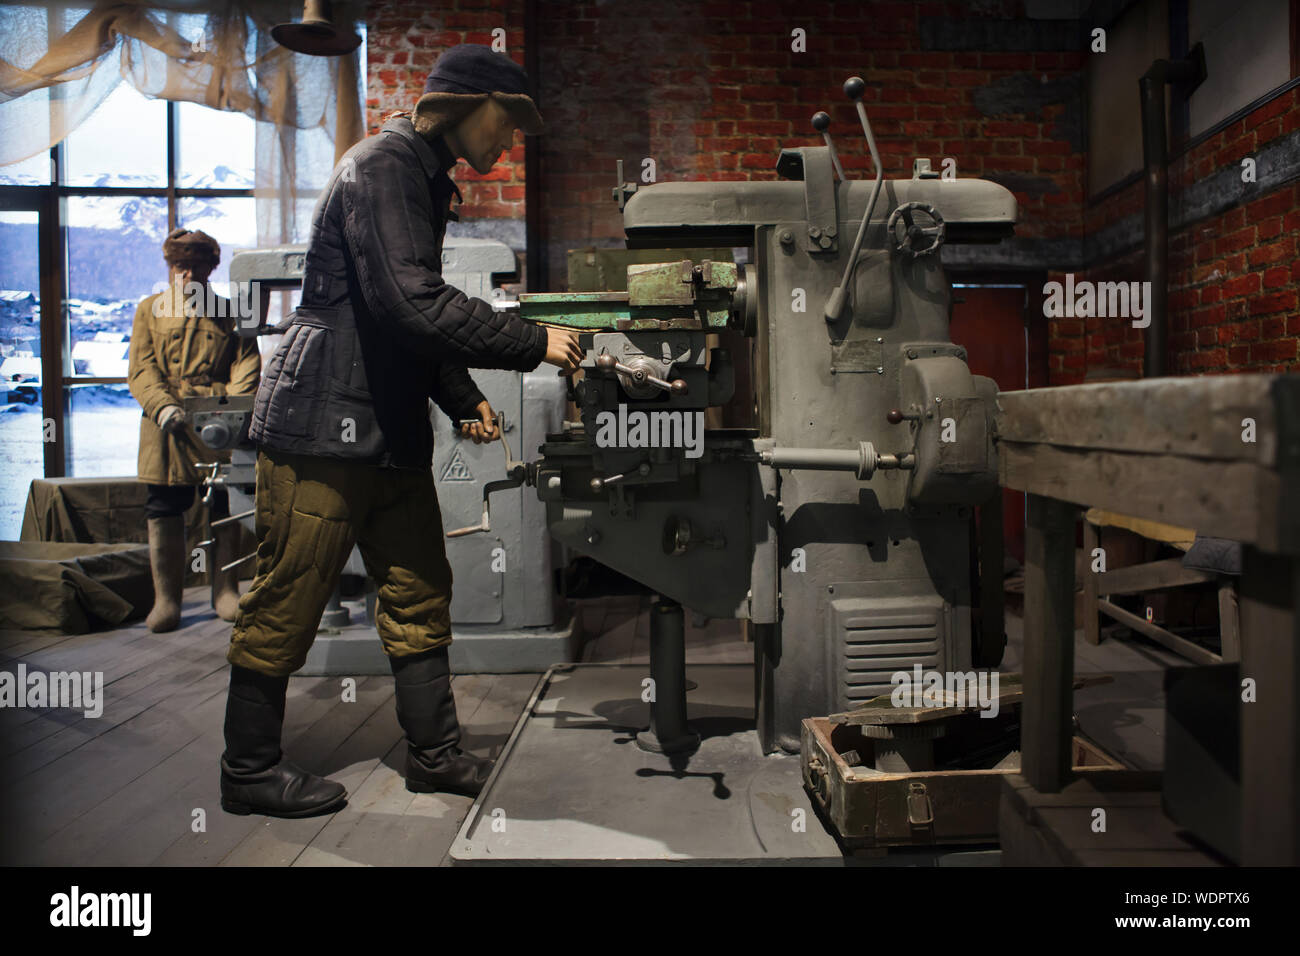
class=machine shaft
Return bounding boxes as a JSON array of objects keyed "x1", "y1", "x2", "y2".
[{"x1": 635, "y1": 598, "x2": 700, "y2": 755}]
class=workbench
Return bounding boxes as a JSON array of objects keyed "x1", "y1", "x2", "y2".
[{"x1": 995, "y1": 374, "x2": 1299, "y2": 866}]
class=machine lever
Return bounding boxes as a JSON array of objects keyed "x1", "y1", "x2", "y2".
[
  {"x1": 811, "y1": 111, "x2": 845, "y2": 181},
  {"x1": 612, "y1": 159, "x2": 639, "y2": 212},
  {"x1": 210, "y1": 509, "x2": 256, "y2": 528},
  {"x1": 456, "y1": 411, "x2": 510, "y2": 435},
  {"x1": 591, "y1": 462, "x2": 651, "y2": 493},
  {"x1": 220, "y1": 551, "x2": 257, "y2": 573},
  {"x1": 445, "y1": 412, "x2": 533, "y2": 537},
  {"x1": 445, "y1": 474, "x2": 528, "y2": 537},
  {"x1": 594, "y1": 352, "x2": 688, "y2": 395},
  {"x1": 824, "y1": 76, "x2": 886, "y2": 323}
]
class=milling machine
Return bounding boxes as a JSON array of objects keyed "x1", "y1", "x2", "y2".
[{"x1": 454, "y1": 76, "x2": 1015, "y2": 756}]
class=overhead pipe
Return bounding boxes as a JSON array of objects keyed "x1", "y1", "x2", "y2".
[{"x1": 1138, "y1": 45, "x2": 1205, "y2": 377}]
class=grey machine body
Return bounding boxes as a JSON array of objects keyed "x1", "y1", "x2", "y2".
[
  {"x1": 527, "y1": 146, "x2": 1015, "y2": 754},
  {"x1": 202, "y1": 239, "x2": 566, "y2": 665}
]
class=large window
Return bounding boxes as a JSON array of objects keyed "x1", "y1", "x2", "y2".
[
  {"x1": 0, "y1": 82, "x2": 258, "y2": 537},
  {"x1": 0, "y1": 11, "x2": 364, "y2": 540},
  {"x1": 0, "y1": 206, "x2": 44, "y2": 538}
]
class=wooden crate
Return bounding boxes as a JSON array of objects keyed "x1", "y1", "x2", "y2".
[{"x1": 801, "y1": 716, "x2": 1124, "y2": 848}]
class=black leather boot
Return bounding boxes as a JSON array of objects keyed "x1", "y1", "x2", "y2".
[
  {"x1": 219, "y1": 665, "x2": 347, "y2": 818},
  {"x1": 391, "y1": 646, "x2": 493, "y2": 797}
]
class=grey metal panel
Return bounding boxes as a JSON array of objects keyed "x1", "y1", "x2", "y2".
[
  {"x1": 440, "y1": 237, "x2": 518, "y2": 276},
  {"x1": 428, "y1": 360, "x2": 564, "y2": 630},
  {"x1": 760, "y1": 222, "x2": 975, "y2": 752},
  {"x1": 435, "y1": 244, "x2": 538, "y2": 626},
  {"x1": 520, "y1": 370, "x2": 566, "y2": 626},
  {"x1": 442, "y1": 272, "x2": 474, "y2": 298},
  {"x1": 433, "y1": 368, "x2": 517, "y2": 625},
  {"x1": 827, "y1": 584, "x2": 950, "y2": 706},
  {"x1": 624, "y1": 178, "x2": 1016, "y2": 234},
  {"x1": 544, "y1": 455, "x2": 757, "y2": 621},
  {"x1": 228, "y1": 245, "x2": 306, "y2": 283},
  {"x1": 748, "y1": 437, "x2": 779, "y2": 624}
]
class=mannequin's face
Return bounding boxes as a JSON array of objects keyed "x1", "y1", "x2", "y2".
[
  {"x1": 168, "y1": 262, "x2": 212, "y2": 288},
  {"x1": 444, "y1": 98, "x2": 519, "y2": 174}
]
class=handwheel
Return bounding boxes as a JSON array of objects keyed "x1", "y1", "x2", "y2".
[{"x1": 887, "y1": 201, "x2": 946, "y2": 258}]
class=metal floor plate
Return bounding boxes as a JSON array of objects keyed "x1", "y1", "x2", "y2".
[{"x1": 448, "y1": 663, "x2": 846, "y2": 864}]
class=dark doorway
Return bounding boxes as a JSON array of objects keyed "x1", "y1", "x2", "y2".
[{"x1": 948, "y1": 279, "x2": 1048, "y2": 567}]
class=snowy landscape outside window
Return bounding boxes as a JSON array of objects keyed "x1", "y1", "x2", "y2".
[{"x1": 0, "y1": 84, "x2": 257, "y2": 535}]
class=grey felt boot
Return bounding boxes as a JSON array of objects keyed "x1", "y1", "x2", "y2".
[{"x1": 144, "y1": 515, "x2": 186, "y2": 632}]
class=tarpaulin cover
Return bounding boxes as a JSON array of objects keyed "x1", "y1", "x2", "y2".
[
  {"x1": 0, "y1": 540, "x2": 152, "y2": 634},
  {"x1": 20, "y1": 476, "x2": 208, "y2": 586}
]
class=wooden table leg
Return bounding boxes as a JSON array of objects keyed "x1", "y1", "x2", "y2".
[
  {"x1": 1217, "y1": 578, "x2": 1240, "y2": 663},
  {"x1": 1021, "y1": 494, "x2": 1077, "y2": 793},
  {"x1": 978, "y1": 488, "x2": 1007, "y2": 667},
  {"x1": 1082, "y1": 519, "x2": 1100, "y2": 646},
  {"x1": 1238, "y1": 546, "x2": 1299, "y2": 866}
]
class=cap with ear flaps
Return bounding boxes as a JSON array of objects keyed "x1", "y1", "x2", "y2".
[
  {"x1": 162, "y1": 227, "x2": 220, "y2": 269},
  {"x1": 413, "y1": 43, "x2": 545, "y2": 138}
]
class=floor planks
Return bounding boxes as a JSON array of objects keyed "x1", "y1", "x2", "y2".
[{"x1": 1, "y1": 583, "x2": 1170, "y2": 865}]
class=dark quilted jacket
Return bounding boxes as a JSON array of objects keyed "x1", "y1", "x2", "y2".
[{"x1": 247, "y1": 115, "x2": 547, "y2": 468}]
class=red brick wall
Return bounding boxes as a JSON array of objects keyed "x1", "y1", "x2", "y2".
[
  {"x1": 1056, "y1": 88, "x2": 1300, "y2": 384},
  {"x1": 364, "y1": 0, "x2": 528, "y2": 222},
  {"x1": 532, "y1": 0, "x2": 1086, "y2": 289},
  {"x1": 360, "y1": 4, "x2": 1297, "y2": 378},
  {"x1": 362, "y1": 1, "x2": 1089, "y2": 291}
]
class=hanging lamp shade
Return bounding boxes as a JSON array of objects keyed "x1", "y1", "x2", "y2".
[{"x1": 271, "y1": 0, "x2": 361, "y2": 57}]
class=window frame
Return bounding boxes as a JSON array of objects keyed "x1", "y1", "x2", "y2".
[{"x1": 0, "y1": 98, "x2": 257, "y2": 478}]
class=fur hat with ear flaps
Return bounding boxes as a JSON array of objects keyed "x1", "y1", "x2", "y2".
[
  {"x1": 412, "y1": 44, "x2": 545, "y2": 140},
  {"x1": 162, "y1": 227, "x2": 220, "y2": 270}
]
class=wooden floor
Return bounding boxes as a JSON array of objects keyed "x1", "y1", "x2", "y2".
[
  {"x1": 1002, "y1": 614, "x2": 1183, "y2": 773},
  {"x1": 0, "y1": 588, "x2": 748, "y2": 866},
  {"x1": 0, "y1": 586, "x2": 1171, "y2": 866}
]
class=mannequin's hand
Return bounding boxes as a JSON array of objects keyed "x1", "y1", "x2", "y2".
[
  {"x1": 157, "y1": 405, "x2": 186, "y2": 434},
  {"x1": 460, "y1": 401, "x2": 500, "y2": 444},
  {"x1": 543, "y1": 326, "x2": 583, "y2": 372}
]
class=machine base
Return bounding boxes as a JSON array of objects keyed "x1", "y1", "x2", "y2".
[
  {"x1": 448, "y1": 662, "x2": 844, "y2": 864},
  {"x1": 298, "y1": 604, "x2": 578, "y2": 676},
  {"x1": 633, "y1": 727, "x2": 702, "y2": 755}
]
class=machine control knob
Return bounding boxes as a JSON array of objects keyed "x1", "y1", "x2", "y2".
[
  {"x1": 811, "y1": 110, "x2": 830, "y2": 132},
  {"x1": 595, "y1": 351, "x2": 688, "y2": 396},
  {"x1": 844, "y1": 76, "x2": 866, "y2": 100},
  {"x1": 200, "y1": 420, "x2": 232, "y2": 449}
]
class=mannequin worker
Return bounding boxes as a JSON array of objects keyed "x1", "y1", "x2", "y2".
[
  {"x1": 218, "y1": 44, "x2": 583, "y2": 818},
  {"x1": 127, "y1": 228, "x2": 261, "y2": 632}
]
